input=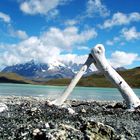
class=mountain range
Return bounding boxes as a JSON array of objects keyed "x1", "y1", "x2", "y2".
[
  {"x1": 0, "y1": 66, "x2": 139, "y2": 88},
  {"x1": 2, "y1": 60, "x2": 93, "y2": 80}
]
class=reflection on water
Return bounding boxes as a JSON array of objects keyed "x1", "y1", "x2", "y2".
[{"x1": 0, "y1": 83, "x2": 139, "y2": 101}]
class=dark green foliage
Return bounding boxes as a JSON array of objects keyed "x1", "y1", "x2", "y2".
[{"x1": 46, "y1": 67, "x2": 140, "y2": 88}]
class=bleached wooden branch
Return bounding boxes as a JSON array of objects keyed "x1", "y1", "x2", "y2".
[
  {"x1": 91, "y1": 44, "x2": 140, "y2": 109},
  {"x1": 51, "y1": 54, "x2": 95, "y2": 106},
  {"x1": 51, "y1": 44, "x2": 140, "y2": 109}
]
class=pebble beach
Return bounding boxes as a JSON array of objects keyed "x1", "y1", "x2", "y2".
[{"x1": 0, "y1": 96, "x2": 140, "y2": 140}]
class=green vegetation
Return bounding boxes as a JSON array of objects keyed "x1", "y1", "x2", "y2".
[
  {"x1": 45, "y1": 67, "x2": 140, "y2": 88},
  {"x1": 0, "y1": 72, "x2": 34, "y2": 84},
  {"x1": 0, "y1": 67, "x2": 140, "y2": 88}
]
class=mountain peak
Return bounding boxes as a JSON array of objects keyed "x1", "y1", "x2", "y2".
[
  {"x1": 47, "y1": 60, "x2": 66, "y2": 70},
  {"x1": 2, "y1": 60, "x2": 74, "y2": 80}
]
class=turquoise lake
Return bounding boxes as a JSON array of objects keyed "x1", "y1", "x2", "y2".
[{"x1": 0, "y1": 83, "x2": 140, "y2": 101}]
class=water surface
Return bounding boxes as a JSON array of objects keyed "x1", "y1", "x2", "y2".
[{"x1": 0, "y1": 83, "x2": 140, "y2": 101}]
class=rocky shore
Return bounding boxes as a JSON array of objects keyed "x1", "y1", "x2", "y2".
[{"x1": 0, "y1": 96, "x2": 140, "y2": 140}]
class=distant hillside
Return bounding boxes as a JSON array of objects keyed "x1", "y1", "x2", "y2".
[
  {"x1": 45, "y1": 67, "x2": 140, "y2": 88},
  {"x1": 0, "y1": 73, "x2": 34, "y2": 84},
  {"x1": 1, "y1": 67, "x2": 140, "y2": 88}
]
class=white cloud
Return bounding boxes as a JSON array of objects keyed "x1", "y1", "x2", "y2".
[
  {"x1": 0, "y1": 26, "x2": 97, "y2": 67},
  {"x1": 101, "y1": 12, "x2": 140, "y2": 29},
  {"x1": 106, "y1": 40, "x2": 114, "y2": 46},
  {"x1": 106, "y1": 27, "x2": 140, "y2": 46},
  {"x1": 64, "y1": 0, "x2": 110, "y2": 27},
  {"x1": 9, "y1": 29, "x2": 28, "y2": 40},
  {"x1": 137, "y1": 57, "x2": 140, "y2": 61},
  {"x1": 121, "y1": 27, "x2": 140, "y2": 41},
  {"x1": 77, "y1": 46, "x2": 90, "y2": 51},
  {"x1": 47, "y1": 9, "x2": 59, "y2": 19},
  {"x1": 86, "y1": 0, "x2": 110, "y2": 18},
  {"x1": 0, "y1": 12, "x2": 28, "y2": 40},
  {"x1": 64, "y1": 19, "x2": 78, "y2": 26},
  {"x1": 41, "y1": 26, "x2": 97, "y2": 49},
  {"x1": 2, "y1": 53, "x2": 21, "y2": 67},
  {"x1": 0, "y1": 12, "x2": 11, "y2": 23},
  {"x1": 109, "y1": 51, "x2": 139, "y2": 68},
  {"x1": 106, "y1": 37, "x2": 120, "y2": 46},
  {"x1": 20, "y1": 0, "x2": 68, "y2": 16},
  {"x1": 59, "y1": 54, "x2": 88, "y2": 64}
]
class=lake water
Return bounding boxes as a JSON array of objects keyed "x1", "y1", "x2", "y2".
[{"x1": 0, "y1": 83, "x2": 140, "y2": 101}]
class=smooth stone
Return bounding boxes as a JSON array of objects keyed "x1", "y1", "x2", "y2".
[
  {"x1": 0, "y1": 103, "x2": 8, "y2": 112},
  {"x1": 67, "y1": 107, "x2": 75, "y2": 114},
  {"x1": 33, "y1": 128, "x2": 40, "y2": 136}
]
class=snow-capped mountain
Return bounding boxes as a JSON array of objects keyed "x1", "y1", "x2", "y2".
[
  {"x1": 66, "y1": 61, "x2": 94, "y2": 75},
  {"x1": 2, "y1": 60, "x2": 93, "y2": 80},
  {"x1": 1, "y1": 60, "x2": 126, "y2": 80}
]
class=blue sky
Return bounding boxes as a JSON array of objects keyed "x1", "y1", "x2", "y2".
[{"x1": 0, "y1": 0, "x2": 140, "y2": 69}]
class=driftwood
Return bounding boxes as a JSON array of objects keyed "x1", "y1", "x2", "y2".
[
  {"x1": 52, "y1": 54, "x2": 94, "y2": 106},
  {"x1": 0, "y1": 44, "x2": 139, "y2": 112},
  {"x1": 52, "y1": 44, "x2": 140, "y2": 110},
  {"x1": 91, "y1": 44, "x2": 140, "y2": 109}
]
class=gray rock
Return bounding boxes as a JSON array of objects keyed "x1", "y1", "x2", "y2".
[{"x1": 0, "y1": 96, "x2": 139, "y2": 140}]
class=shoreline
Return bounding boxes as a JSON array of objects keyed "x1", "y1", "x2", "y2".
[
  {"x1": 0, "y1": 96, "x2": 140, "y2": 139},
  {"x1": 1, "y1": 82, "x2": 140, "y2": 90}
]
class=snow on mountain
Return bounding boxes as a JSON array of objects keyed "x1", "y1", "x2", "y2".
[
  {"x1": 66, "y1": 61, "x2": 94, "y2": 75},
  {"x1": 1, "y1": 59, "x2": 125, "y2": 80},
  {"x1": 1, "y1": 60, "x2": 77, "y2": 79},
  {"x1": 47, "y1": 60, "x2": 66, "y2": 70}
]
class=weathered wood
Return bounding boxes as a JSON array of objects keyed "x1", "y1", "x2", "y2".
[
  {"x1": 52, "y1": 54, "x2": 94, "y2": 106},
  {"x1": 51, "y1": 44, "x2": 140, "y2": 109},
  {"x1": 91, "y1": 44, "x2": 140, "y2": 109}
]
